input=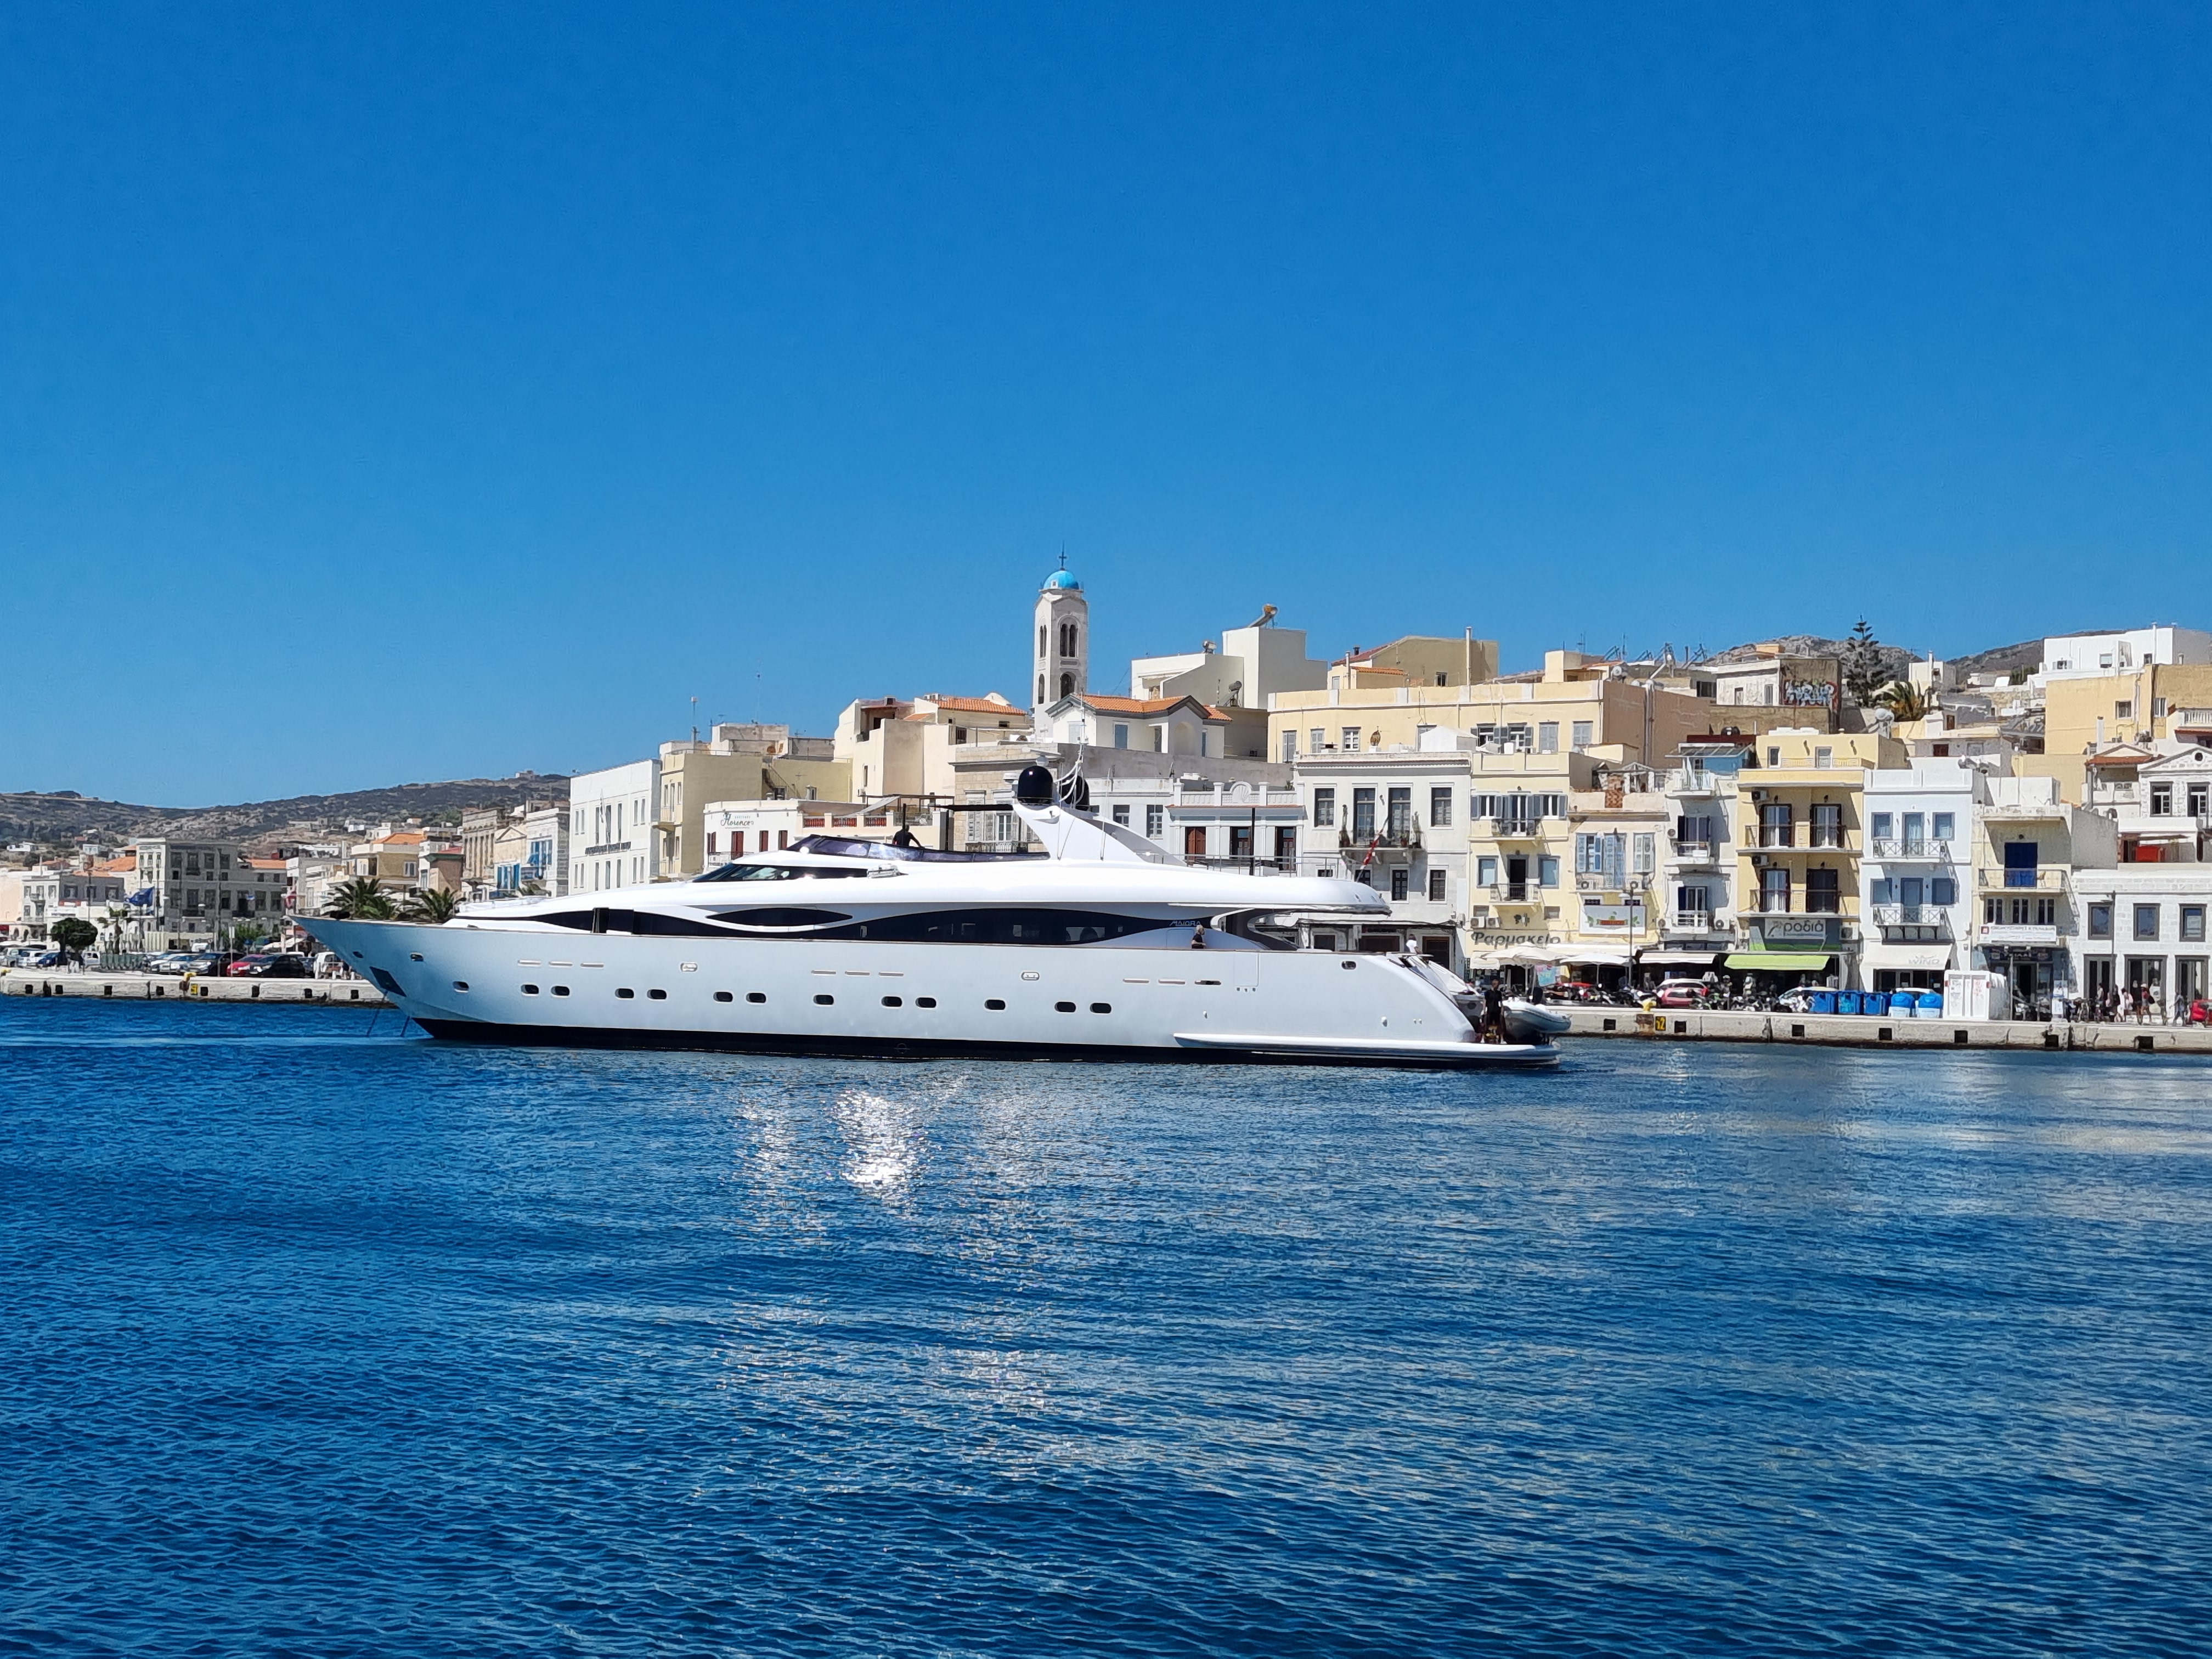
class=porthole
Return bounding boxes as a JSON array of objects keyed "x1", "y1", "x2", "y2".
[
  {"x1": 552, "y1": 985, "x2": 570, "y2": 996},
  {"x1": 916, "y1": 996, "x2": 937, "y2": 1008},
  {"x1": 713, "y1": 991, "x2": 733, "y2": 1003},
  {"x1": 410, "y1": 953, "x2": 424, "y2": 962},
  {"x1": 882, "y1": 995, "x2": 904, "y2": 1007},
  {"x1": 747, "y1": 992, "x2": 766, "y2": 1003},
  {"x1": 1340, "y1": 960, "x2": 1357, "y2": 969},
  {"x1": 616, "y1": 988, "x2": 636, "y2": 1000},
  {"x1": 452, "y1": 981, "x2": 470, "y2": 992},
  {"x1": 521, "y1": 984, "x2": 540, "y2": 995},
  {"x1": 1090, "y1": 1002, "x2": 1111, "y2": 1014},
  {"x1": 647, "y1": 989, "x2": 667, "y2": 1000},
  {"x1": 814, "y1": 994, "x2": 834, "y2": 1006},
  {"x1": 1054, "y1": 1001, "x2": 1076, "y2": 1013},
  {"x1": 985, "y1": 998, "x2": 1006, "y2": 1011}
]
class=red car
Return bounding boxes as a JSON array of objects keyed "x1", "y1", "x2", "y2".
[
  {"x1": 1652, "y1": 979, "x2": 1713, "y2": 1009},
  {"x1": 227, "y1": 953, "x2": 312, "y2": 978}
]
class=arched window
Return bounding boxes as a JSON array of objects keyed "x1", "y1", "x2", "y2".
[
  {"x1": 1037, "y1": 673, "x2": 1046, "y2": 703},
  {"x1": 1059, "y1": 672, "x2": 1074, "y2": 698},
  {"x1": 1059, "y1": 622, "x2": 1079, "y2": 658},
  {"x1": 1038, "y1": 624, "x2": 1047, "y2": 657}
]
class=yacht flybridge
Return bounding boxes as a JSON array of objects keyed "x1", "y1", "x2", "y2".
[{"x1": 303, "y1": 767, "x2": 1560, "y2": 1070}]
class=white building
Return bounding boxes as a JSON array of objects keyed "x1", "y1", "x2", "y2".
[
  {"x1": 569, "y1": 758, "x2": 659, "y2": 892},
  {"x1": 2039, "y1": 625, "x2": 2212, "y2": 682},
  {"x1": 1647, "y1": 737, "x2": 1750, "y2": 978},
  {"x1": 1859, "y1": 759, "x2": 1990, "y2": 994},
  {"x1": 1288, "y1": 727, "x2": 1472, "y2": 966},
  {"x1": 1132, "y1": 612, "x2": 1331, "y2": 760},
  {"x1": 2083, "y1": 743, "x2": 2212, "y2": 865},
  {"x1": 704, "y1": 799, "x2": 904, "y2": 860},
  {"x1": 133, "y1": 838, "x2": 253, "y2": 944},
  {"x1": 2071, "y1": 866, "x2": 2212, "y2": 1019}
]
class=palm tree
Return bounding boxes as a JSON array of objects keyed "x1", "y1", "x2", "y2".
[
  {"x1": 325, "y1": 876, "x2": 396, "y2": 920},
  {"x1": 1876, "y1": 680, "x2": 1929, "y2": 723},
  {"x1": 403, "y1": 885, "x2": 464, "y2": 924}
]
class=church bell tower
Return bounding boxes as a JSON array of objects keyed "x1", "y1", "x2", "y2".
[{"x1": 1033, "y1": 560, "x2": 1087, "y2": 709}]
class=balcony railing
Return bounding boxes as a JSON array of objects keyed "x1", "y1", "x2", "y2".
[
  {"x1": 1669, "y1": 838, "x2": 1723, "y2": 864},
  {"x1": 1975, "y1": 867, "x2": 2068, "y2": 891},
  {"x1": 1870, "y1": 904, "x2": 1952, "y2": 936},
  {"x1": 1869, "y1": 838, "x2": 1951, "y2": 860},
  {"x1": 1758, "y1": 825, "x2": 1795, "y2": 848},
  {"x1": 1669, "y1": 911, "x2": 1717, "y2": 933},
  {"x1": 1575, "y1": 871, "x2": 1640, "y2": 892},
  {"x1": 1482, "y1": 817, "x2": 1547, "y2": 838},
  {"x1": 1487, "y1": 883, "x2": 1540, "y2": 902}
]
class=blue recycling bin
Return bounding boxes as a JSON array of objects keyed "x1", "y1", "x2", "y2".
[
  {"x1": 1917, "y1": 991, "x2": 1943, "y2": 1018},
  {"x1": 1811, "y1": 990, "x2": 1838, "y2": 1014},
  {"x1": 1888, "y1": 993, "x2": 1917, "y2": 1017}
]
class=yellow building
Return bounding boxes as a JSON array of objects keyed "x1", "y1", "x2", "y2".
[
  {"x1": 656, "y1": 732, "x2": 852, "y2": 877},
  {"x1": 1730, "y1": 728, "x2": 1905, "y2": 988},
  {"x1": 2035, "y1": 664, "x2": 2212, "y2": 802}
]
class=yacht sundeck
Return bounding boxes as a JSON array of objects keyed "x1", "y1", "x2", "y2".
[{"x1": 303, "y1": 768, "x2": 1560, "y2": 1070}]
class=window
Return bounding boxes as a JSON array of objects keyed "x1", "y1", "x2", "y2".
[
  {"x1": 1871, "y1": 877, "x2": 1894, "y2": 905},
  {"x1": 1111, "y1": 805, "x2": 1131, "y2": 827},
  {"x1": 1150, "y1": 726, "x2": 1164, "y2": 752},
  {"x1": 1538, "y1": 722, "x2": 1559, "y2": 754},
  {"x1": 2183, "y1": 906, "x2": 2206, "y2": 943},
  {"x1": 1146, "y1": 805, "x2": 1164, "y2": 837},
  {"x1": 1390, "y1": 868, "x2": 1409, "y2": 900},
  {"x1": 1427, "y1": 868, "x2": 1447, "y2": 901},
  {"x1": 1538, "y1": 855, "x2": 1560, "y2": 888},
  {"x1": 1806, "y1": 868, "x2": 1841, "y2": 913},
  {"x1": 1632, "y1": 834, "x2": 1654, "y2": 874},
  {"x1": 1430, "y1": 787, "x2": 1452, "y2": 827},
  {"x1": 2151, "y1": 785, "x2": 2174, "y2": 816},
  {"x1": 1760, "y1": 867, "x2": 1791, "y2": 912},
  {"x1": 2036, "y1": 898, "x2": 2056, "y2": 927},
  {"x1": 2135, "y1": 904, "x2": 2161, "y2": 941},
  {"x1": 1115, "y1": 724, "x2": 1130, "y2": 749},
  {"x1": 1386, "y1": 788, "x2": 1413, "y2": 838},
  {"x1": 1766, "y1": 747, "x2": 1781, "y2": 768},
  {"x1": 1678, "y1": 814, "x2": 1714, "y2": 845},
  {"x1": 1313, "y1": 788, "x2": 1336, "y2": 828},
  {"x1": 1810, "y1": 804, "x2": 1843, "y2": 848},
  {"x1": 1341, "y1": 726, "x2": 1362, "y2": 753},
  {"x1": 1280, "y1": 730, "x2": 1296, "y2": 761},
  {"x1": 1899, "y1": 812, "x2": 1924, "y2": 850},
  {"x1": 1571, "y1": 721, "x2": 1593, "y2": 749},
  {"x1": 2190, "y1": 785, "x2": 2208, "y2": 817},
  {"x1": 1677, "y1": 883, "x2": 1709, "y2": 916},
  {"x1": 1760, "y1": 803, "x2": 1793, "y2": 848},
  {"x1": 1931, "y1": 877, "x2": 1956, "y2": 906},
  {"x1": 1812, "y1": 747, "x2": 1832, "y2": 769},
  {"x1": 1870, "y1": 812, "x2": 1893, "y2": 841},
  {"x1": 1310, "y1": 729, "x2": 1324, "y2": 752},
  {"x1": 1477, "y1": 856, "x2": 1498, "y2": 886},
  {"x1": 1351, "y1": 788, "x2": 1376, "y2": 840},
  {"x1": 2116, "y1": 701, "x2": 2134, "y2": 720},
  {"x1": 1932, "y1": 812, "x2": 1955, "y2": 842}
]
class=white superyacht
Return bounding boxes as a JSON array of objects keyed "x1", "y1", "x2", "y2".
[{"x1": 304, "y1": 767, "x2": 1560, "y2": 1069}]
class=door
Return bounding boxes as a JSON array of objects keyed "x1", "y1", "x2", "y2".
[
  {"x1": 1504, "y1": 855, "x2": 1529, "y2": 901},
  {"x1": 1898, "y1": 876, "x2": 1924, "y2": 922},
  {"x1": 1184, "y1": 826, "x2": 1208, "y2": 860},
  {"x1": 2003, "y1": 840, "x2": 2039, "y2": 887}
]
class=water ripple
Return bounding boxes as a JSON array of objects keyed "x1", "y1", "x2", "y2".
[{"x1": 1, "y1": 1000, "x2": 2208, "y2": 1656}]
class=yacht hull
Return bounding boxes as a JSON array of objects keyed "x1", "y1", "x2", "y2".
[{"x1": 308, "y1": 918, "x2": 1560, "y2": 1072}]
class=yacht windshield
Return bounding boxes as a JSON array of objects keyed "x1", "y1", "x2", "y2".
[{"x1": 692, "y1": 863, "x2": 871, "y2": 882}]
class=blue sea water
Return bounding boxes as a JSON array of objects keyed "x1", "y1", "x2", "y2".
[{"x1": 2, "y1": 1001, "x2": 2209, "y2": 1657}]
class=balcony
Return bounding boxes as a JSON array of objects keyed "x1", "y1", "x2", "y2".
[
  {"x1": 1870, "y1": 904, "x2": 1951, "y2": 941},
  {"x1": 1669, "y1": 838, "x2": 1724, "y2": 867},
  {"x1": 1667, "y1": 768, "x2": 1725, "y2": 795},
  {"x1": 1575, "y1": 871, "x2": 1642, "y2": 893},
  {"x1": 1338, "y1": 830, "x2": 1421, "y2": 865},
  {"x1": 1974, "y1": 867, "x2": 2068, "y2": 891},
  {"x1": 1868, "y1": 838, "x2": 1952, "y2": 861},
  {"x1": 1481, "y1": 817, "x2": 1547, "y2": 840},
  {"x1": 1668, "y1": 911, "x2": 1723, "y2": 935},
  {"x1": 1487, "y1": 883, "x2": 1542, "y2": 902}
]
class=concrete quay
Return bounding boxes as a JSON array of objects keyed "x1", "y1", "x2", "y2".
[
  {"x1": 1562, "y1": 1003, "x2": 2212, "y2": 1054},
  {"x1": 2, "y1": 971, "x2": 393, "y2": 1008}
]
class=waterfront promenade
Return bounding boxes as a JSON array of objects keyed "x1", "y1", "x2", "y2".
[
  {"x1": 0, "y1": 969, "x2": 391, "y2": 1007},
  {"x1": 1560, "y1": 1002, "x2": 2212, "y2": 1053}
]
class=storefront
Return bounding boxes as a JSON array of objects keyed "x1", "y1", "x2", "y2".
[
  {"x1": 1733, "y1": 915, "x2": 1853, "y2": 989},
  {"x1": 1862, "y1": 943, "x2": 1953, "y2": 995},
  {"x1": 1723, "y1": 948, "x2": 1837, "y2": 988}
]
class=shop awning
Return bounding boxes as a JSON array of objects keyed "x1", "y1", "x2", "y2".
[
  {"x1": 1557, "y1": 945, "x2": 1632, "y2": 965},
  {"x1": 1725, "y1": 952, "x2": 1833, "y2": 972},
  {"x1": 1638, "y1": 950, "x2": 1725, "y2": 968},
  {"x1": 1862, "y1": 945, "x2": 1952, "y2": 971}
]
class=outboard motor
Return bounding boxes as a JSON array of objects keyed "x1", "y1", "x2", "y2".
[{"x1": 1013, "y1": 765, "x2": 1057, "y2": 807}]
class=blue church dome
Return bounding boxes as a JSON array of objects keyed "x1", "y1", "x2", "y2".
[{"x1": 1043, "y1": 568, "x2": 1082, "y2": 591}]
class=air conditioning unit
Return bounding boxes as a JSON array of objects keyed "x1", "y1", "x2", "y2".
[
  {"x1": 1750, "y1": 854, "x2": 1769, "y2": 868},
  {"x1": 1750, "y1": 788, "x2": 1766, "y2": 802}
]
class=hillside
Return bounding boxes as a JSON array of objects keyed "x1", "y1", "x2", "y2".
[{"x1": 0, "y1": 772, "x2": 568, "y2": 849}]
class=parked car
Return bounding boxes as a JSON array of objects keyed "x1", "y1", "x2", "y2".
[
  {"x1": 1774, "y1": 985, "x2": 1820, "y2": 1014},
  {"x1": 144, "y1": 951, "x2": 200, "y2": 975},
  {"x1": 227, "y1": 953, "x2": 311, "y2": 978},
  {"x1": 1652, "y1": 978, "x2": 1712, "y2": 1008}
]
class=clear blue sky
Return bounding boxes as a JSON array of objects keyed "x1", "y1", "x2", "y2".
[{"x1": 5, "y1": 3, "x2": 2208, "y2": 804}]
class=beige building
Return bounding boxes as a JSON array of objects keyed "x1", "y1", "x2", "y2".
[
  {"x1": 1730, "y1": 728, "x2": 1906, "y2": 988},
  {"x1": 655, "y1": 726, "x2": 851, "y2": 878},
  {"x1": 834, "y1": 693, "x2": 1026, "y2": 804},
  {"x1": 704, "y1": 799, "x2": 906, "y2": 860},
  {"x1": 2036, "y1": 664, "x2": 2212, "y2": 802}
]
